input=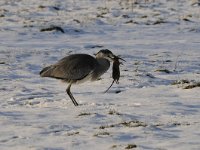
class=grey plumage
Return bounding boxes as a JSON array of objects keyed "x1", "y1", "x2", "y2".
[
  {"x1": 40, "y1": 49, "x2": 116, "y2": 106},
  {"x1": 40, "y1": 54, "x2": 99, "y2": 82}
]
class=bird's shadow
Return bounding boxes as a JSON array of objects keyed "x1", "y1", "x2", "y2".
[
  {"x1": 73, "y1": 91, "x2": 94, "y2": 95},
  {"x1": 73, "y1": 89, "x2": 124, "y2": 95}
]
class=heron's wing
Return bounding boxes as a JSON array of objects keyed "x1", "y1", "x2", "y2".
[{"x1": 41, "y1": 54, "x2": 98, "y2": 80}]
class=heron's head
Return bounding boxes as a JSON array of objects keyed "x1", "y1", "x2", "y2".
[
  {"x1": 95, "y1": 49, "x2": 125, "y2": 63},
  {"x1": 95, "y1": 49, "x2": 115, "y2": 61}
]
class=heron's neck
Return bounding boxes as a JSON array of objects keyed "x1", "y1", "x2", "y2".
[
  {"x1": 97, "y1": 58, "x2": 110, "y2": 71},
  {"x1": 91, "y1": 58, "x2": 110, "y2": 80}
]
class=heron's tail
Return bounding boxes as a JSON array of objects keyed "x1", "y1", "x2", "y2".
[{"x1": 40, "y1": 66, "x2": 53, "y2": 77}]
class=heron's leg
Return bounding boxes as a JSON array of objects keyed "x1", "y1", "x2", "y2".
[{"x1": 66, "y1": 83, "x2": 79, "y2": 106}]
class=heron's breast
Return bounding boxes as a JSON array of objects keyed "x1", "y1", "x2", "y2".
[{"x1": 72, "y1": 71, "x2": 94, "y2": 84}]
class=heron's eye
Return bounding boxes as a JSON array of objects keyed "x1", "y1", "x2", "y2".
[{"x1": 108, "y1": 53, "x2": 114, "y2": 58}]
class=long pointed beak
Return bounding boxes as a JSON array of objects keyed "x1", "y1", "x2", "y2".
[
  {"x1": 113, "y1": 55, "x2": 126, "y2": 62},
  {"x1": 118, "y1": 56, "x2": 126, "y2": 62}
]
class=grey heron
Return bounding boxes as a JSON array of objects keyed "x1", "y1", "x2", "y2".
[{"x1": 40, "y1": 49, "x2": 120, "y2": 106}]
